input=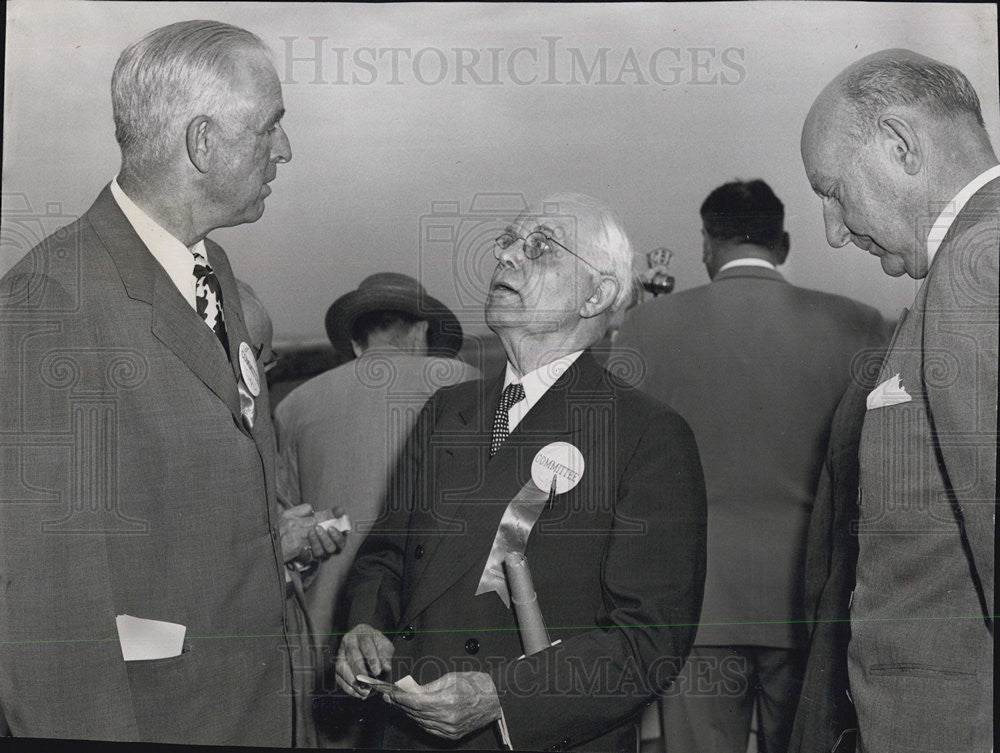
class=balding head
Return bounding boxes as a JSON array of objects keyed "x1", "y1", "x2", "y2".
[{"x1": 801, "y1": 49, "x2": 997, "y2": 279}]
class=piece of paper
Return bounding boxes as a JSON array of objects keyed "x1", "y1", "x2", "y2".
[
  {"x1": 316, "y1": 510, "x2": 352, "y2": 534},
  {"x1": 356, "y1": 673, "x2": 420, "y2": 693},
  {"x1": 115, "y1": 614, "x2": 186, "y2": 661}
]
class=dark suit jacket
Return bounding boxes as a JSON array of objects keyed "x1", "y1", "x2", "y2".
[
  {"x1": 0, "y1": 186, "x2": 293, "y2": 744},
  {"x1": 787, "y1": 347, "x2": 883, "y2": 753},
  {"x1": 849, "y1": 178, "x2": 997, "y2": 752},
  {"x1": 613, "y1": 267, "x2": 885, "y2": 648},
  {"x1": 344, "y1": 351, "x2": 707, "y2": 751}
]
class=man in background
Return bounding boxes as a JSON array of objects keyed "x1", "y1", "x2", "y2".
[
  {"x1": 0, "y1": 20, "x2": 325, "y2": 744},
  {"x1": 613, "y1": 179, "x2": 885, "y2": 753},
  {"x1": 274, "y1": 272, "x2": 478, "y2": 744},
  {"x1": 801, "y1": 49, "x2": 997, "y2": 752}
]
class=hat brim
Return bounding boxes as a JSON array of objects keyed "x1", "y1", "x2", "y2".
[{"x1": 325, "y1": 287, "x2": 463, "y2": 359}]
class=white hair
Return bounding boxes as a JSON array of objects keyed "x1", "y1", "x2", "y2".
[
  {"x1": 540, "y1": 192, "x2": 638, "y2": 312},
  {"x1": 111, "y1": 20, "x2": 271, "y2": 174}
]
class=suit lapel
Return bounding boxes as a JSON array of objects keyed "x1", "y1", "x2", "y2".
[
  {"x1": 401, "y1": 353, "x2": 597, "y2": 625},
  {"x1": 88, "y1": 186, "x2": 242, "y2": 424}
]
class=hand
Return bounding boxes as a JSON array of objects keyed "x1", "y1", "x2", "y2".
[
  {"x1": 388, "y1": 672, "x2": 501, "y2": 740},
  {"x1": 306, "y1": 506, "x2": 348, "y2": 562},
  {"x1": 335, "y1": 623, "x2": 395, "y2": 699},
  {"x1": 279, "y1": 504, "x2": 316, "y2": 563},
  {"x1": 305, "y1": 514, "x2": 347, "y2": 563}
]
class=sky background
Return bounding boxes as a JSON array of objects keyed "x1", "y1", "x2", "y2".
[{"x1": 4, "y1": 1, "x2": 998, "y2": 347}]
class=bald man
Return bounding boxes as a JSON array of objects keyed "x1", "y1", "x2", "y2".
[{"x1": 801, "y1": 50, "x2": 997, "y2": 753}]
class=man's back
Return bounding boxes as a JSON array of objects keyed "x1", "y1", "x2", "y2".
[{"x1": 614, "y1": 266, "x2": 885, "y2": 646}]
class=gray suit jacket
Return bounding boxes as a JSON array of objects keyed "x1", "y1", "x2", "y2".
[
  {"x1": 849, "y1": 178, "x2": 997, "y2": 753},
  {"x1": 614, "y1": 267, "x2": 885, "y2": 647},
  {"x1": 0, "y1": 186, "x2": 293, "y2": 744}
]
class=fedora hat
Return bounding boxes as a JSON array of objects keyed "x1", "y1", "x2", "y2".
[{"x1": 325, "y1": 272, "x2": 463, "y2": 359}]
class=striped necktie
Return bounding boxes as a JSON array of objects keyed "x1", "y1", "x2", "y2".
[
  {"x1": 490, "y1": 382, "x2": 525, "y2": 457},
  {"x1": 192, "y1": 250, "x2": 228, "y2": 353}
]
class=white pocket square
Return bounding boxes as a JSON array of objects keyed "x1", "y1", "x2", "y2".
[
  {"x1": 116, "y1": 614, "x2": 186, "y2": 661},
  {"x1": 866, "y1": 373, "x2": 912, "y2": 410}
]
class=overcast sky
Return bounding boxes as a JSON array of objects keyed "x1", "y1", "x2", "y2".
[{"x1": 4, "y1": 1, "x2": 998, "y2": 345}]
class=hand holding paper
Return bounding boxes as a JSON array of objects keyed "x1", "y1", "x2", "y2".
[
  {"x1": 279, "y1": 505, "x2": 348, "y2": 564},
  {"x1": 335, "y1": 622, "x2": 396, "y2": 698},
  {"x1": 384, "y1": 671, "x2": 502, "y2": 741}
]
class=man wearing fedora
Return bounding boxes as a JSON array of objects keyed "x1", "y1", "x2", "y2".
[{"x1": 273, "y1": 272, "x2": 479, "y2": 744}]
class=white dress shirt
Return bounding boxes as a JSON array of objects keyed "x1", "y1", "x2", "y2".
[
  {"x1": 717, "y1": 257, "x2": 777, "y2": 274},
  {"x1": 502, "y1": 350, "x2": 584, "y2": 433},
  {"x1": 110, "y1": 177, "x2": 207, "y2": 311},
  {"x1": 926, "y1": 163, "x2": 1000, "y2": 266}
]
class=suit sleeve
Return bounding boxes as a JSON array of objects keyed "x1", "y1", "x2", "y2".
[
  {"x1": 923, "y1": 218, "x2": 998, "y2": 622},
  {"x1": 0, "y1": 271, "x2": 140, "y2": 739},
  {"x1": 493, "y1": 408, "x2": 707, "y2": 750},
  {"x1": 272, "y1": 400, "x2": 302, "y2": 509}
]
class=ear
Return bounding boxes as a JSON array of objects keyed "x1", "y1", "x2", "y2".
[
  {"x1": 411, "y1": 319, "x2": 430, "y2": 353},
  {"x1": 701, "y1": 228, "x2": 715, "y2": 263},
  {"x1": 579, "y1": 276, "x2": 619, "y2": 319},
  {"x1": 350, "y1": 339, "x2": 364, "y2": 358},
  {"x1": 186, "y1": 116, "x2": 213, "y2": 174},
  {"x1": 773, "y1": 231, "x2": 791, "y2": 266},
  {"x1": 878, "y1": 115, "x2": 922, "y2": 176}
]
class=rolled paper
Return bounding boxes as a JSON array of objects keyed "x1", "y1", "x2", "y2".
[{"x1": 504, "y1": 552, "x2": 551, "y2": 656}]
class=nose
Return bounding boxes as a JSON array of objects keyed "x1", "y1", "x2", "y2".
[
  {"x1": 822, "y1": 200, "x2": 850, "y2": 248},
  {"x1": 272, "y1": 123, "x2": 292, "y2": 164},
  {"x1": 495, "y1": 238, "x2": 526, "y2": 268}
]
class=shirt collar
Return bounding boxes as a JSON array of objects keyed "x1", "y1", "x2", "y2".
[
  {"x1": 503, "y1": 350, "x2": 584, "y2": 413},
  {"x1": 110, "y1": 176, "x2": 206, "y2": 310},
  {"x1": 717, "y1": 257, "x2": 777, "y2": 274},
  {"x1": 926, "y1": 163, "x2": 1000, "y2": 266}
]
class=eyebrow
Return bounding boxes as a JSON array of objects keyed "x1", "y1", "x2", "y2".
[{"x1": 262, "y1": 107, "x2": 285, "y2": 131}]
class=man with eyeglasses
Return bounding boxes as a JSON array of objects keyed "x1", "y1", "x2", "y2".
[{"x1": 336, "y1": 193, "x2": 708, "y2": 751}]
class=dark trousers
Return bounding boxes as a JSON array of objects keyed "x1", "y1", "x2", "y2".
[{"x1": 660, "y1": 646, "x2": 806, "y2": 753}]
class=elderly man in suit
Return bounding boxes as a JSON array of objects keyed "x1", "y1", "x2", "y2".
[
  {"x1": 274, "y1": 272, "x2": 479, "y2": 745},
  {"x1": 335, "y1": 193, "x2": 708, "y2": 751},
  {"x1": 801, "y1": 49, "x2": 997, "y2": 753},
  {"x1": 612, "y1": 179, "x2": 885, "y2": 753},
  {"x1": 0, "y1": 20, "x2": 342, "y2": 744}
]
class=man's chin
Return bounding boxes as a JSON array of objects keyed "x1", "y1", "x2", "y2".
[{"x1": 878, "y1": 255, "x2": 908, "y2": 277}]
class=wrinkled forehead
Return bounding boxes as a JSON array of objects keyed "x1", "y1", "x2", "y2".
[{"x1": 511, "y1": 205, "x2": 604, "y2": 248}]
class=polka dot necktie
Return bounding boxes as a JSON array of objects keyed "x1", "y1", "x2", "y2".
[
  {"x1": 192, "y1": 251, "x2": 229, "y2": 353},
  {"x1": 490, "y1": 382, "x2": 525, "y2": 457}
]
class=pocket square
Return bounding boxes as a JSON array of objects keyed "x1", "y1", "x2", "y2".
[
  {"x1": 116, "y1": 614, "x2": 186, "y2": 661},
  {"x1": 867, "y1": 373, "x2": 912, "y2": 410}
]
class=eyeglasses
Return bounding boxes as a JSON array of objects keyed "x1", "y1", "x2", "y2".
[{"x1": 493, "y1": 229, "x2": 605, "y2": 275}]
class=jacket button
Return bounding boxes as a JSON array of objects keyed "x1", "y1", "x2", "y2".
[
  {"x1": 401, "y1": 625, "x2": 415, "y2": 641},
  {"x1": 414, "y1": 545, "x2": 424, "y2": 560},
  {"x1": 464, "y1": 638, "x2": 480, "y2": 655},
  {"x1": 561, "y1": 738, "x2": 571, "y2": 747}
]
